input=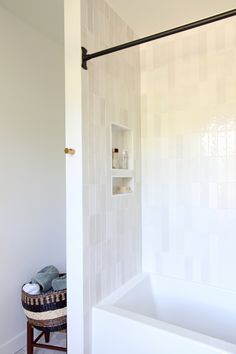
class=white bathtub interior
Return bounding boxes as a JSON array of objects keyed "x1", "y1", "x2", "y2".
[{"x1": 100, "y1": 274, "x2": 236, "y2": 346}]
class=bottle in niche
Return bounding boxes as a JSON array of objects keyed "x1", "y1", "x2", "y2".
[
  {"x1": 121, "y1": 150, "x2": 128, "y2": 169},
  {"x1": 112, "y1": 148, "x2": 119, "y2": 169}
]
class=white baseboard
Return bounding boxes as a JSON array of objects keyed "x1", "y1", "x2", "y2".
[{"x1": 0, "y1": 330, "x2": 26, "y2": 354}]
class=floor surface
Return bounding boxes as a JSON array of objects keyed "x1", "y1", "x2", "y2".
[{"x1": 24, "y1": 331, "x2": 67, "y2": 354}]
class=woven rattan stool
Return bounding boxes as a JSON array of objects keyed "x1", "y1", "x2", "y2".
[
  {"x1": 22, "y1": 277, "x2": 67, "y2": 353},
  {"x1": 27, "y1": 321, "x2": 67, "y2": 353}
]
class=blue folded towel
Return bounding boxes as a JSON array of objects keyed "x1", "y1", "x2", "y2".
[
  {"x1": 52, "y1": 274, "x2": 67, "y2": 291},
  {"x1": 32, "y1": 265, "x2": 59, "y2": 292}
]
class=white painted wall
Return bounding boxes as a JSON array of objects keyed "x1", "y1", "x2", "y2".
[
  {"x1": 0, "y1": 5, "x2": 66, "y2": 354},
  {"x1": 64, "y1": 0, "x2": 84, "y2": 353},
  {"x1": 106, "y1": 0, "x2": 236, "y2": 37}
]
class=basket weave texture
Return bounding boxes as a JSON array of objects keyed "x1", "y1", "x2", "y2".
[{"x1": 21, "y1": 284, "x2": 67, "y2": 332}]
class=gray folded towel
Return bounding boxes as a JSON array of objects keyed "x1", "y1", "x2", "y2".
[
  {"x1": 32, "y1": 265, "x2": 59, "y2": 292},
  {"x1": 52, "y1": 274, "x2": 67, "y2": 291}
]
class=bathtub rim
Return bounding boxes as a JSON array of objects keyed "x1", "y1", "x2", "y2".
[{"x1": 94, "y1": 273, "x2": 236, "y2": 354}]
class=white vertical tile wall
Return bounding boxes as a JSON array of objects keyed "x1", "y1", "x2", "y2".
[
  {"x1": 141, "y1": 17, "x2": 236, "y2": 291},
  {"x1": 81, "y1": 0, "x2": 141, "y2": 352}
]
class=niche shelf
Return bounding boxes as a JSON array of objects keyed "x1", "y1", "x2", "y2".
[
  {"x1": 112, "y1": 177, "x2": 134, "y2": 196},
  {"x1": 111, "y1": 168, "x2": 134, "y2": 178},
  {"x1": 111, "y1": 123, "x2": 134, "y2": 196}
]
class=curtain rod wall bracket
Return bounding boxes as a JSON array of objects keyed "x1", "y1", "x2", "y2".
[
  {"x1": 81, "y1": 8, "x2": 236, "y2": 71},
  {"x1": 82, "y1": 47, "x2": 88, "y2": 70}
]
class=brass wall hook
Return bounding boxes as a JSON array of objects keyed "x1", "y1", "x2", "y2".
[{"x1": 64, "y1": 148, "x2": 76, "y2": 155}]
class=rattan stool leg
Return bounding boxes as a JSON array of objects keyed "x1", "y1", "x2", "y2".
[
  {"x1": 44, "y1": 332, "x2": 50, "y2": 343},
  {"x1": 27, "y1": 322, "x2": 33, "y2": 354}
]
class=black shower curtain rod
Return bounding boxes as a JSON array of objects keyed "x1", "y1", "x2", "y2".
[{"x1": 81, "y1": 8, "x2": 236, "y2": 70}]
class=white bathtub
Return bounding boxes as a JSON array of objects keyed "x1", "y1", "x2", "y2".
[{"x1": 92, "y1": 273, "x2": 236, "y2": 354}]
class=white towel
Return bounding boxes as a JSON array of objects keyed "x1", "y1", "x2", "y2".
[{"x1": 23, "y1": 283, "x2": 41, "y2": 295}]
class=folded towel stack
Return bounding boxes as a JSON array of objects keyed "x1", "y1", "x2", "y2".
[
  {"x1": 23, "y1": 265, "x2": 66, "y2": 295},
  {"x1": 32, "y1": 265, "x2": 59, "y2": 292}
]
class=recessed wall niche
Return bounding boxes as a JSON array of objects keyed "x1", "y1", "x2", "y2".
[{"x1": 111, "y1": 123, "x2": 134, "y2": 196}]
